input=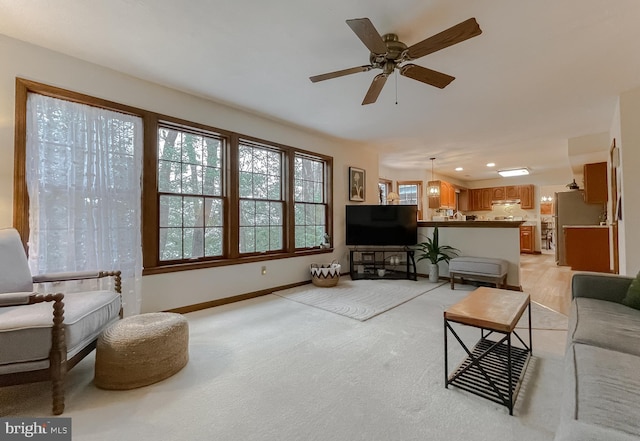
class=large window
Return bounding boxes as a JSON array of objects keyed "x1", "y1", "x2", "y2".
[
  {"x1": 158, "y1": 125, "x2": 224, "y2": 261},
  {"x1": 238, "y1": 141, "x2": 283, "y2": 254},
  {"x1": 24, "y1": 92, "x2": 143, "y2": 314},
  {"x1": 14, "y1": 79, "x2": 333, "y2": 276},
  {"x1": 294, "y1": 155, "x2": 327, "y2": 248},
  {"x1": 397, "y1": 180, "x2": 422, "y2": 218}
]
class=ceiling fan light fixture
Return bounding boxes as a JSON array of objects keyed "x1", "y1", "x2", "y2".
[{"x1": 498, "y1": 167, "x2": 530, "y2": 177}]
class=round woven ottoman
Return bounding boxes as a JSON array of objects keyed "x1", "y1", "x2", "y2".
[{"x1": 94, "y1": 312, "x2": 189, "y2": 390}]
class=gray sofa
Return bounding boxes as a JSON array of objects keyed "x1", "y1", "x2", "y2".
[{"x1": 555, "y1": 272, "x2": 640, "y2": 441}]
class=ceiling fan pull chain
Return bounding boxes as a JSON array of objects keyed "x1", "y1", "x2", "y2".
[{"x1": 395, "y1": 69, "x2": 398, "y2": 105}]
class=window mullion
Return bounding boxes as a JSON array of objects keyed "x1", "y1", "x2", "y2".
[
  {"x1": 285, "y1": 151, "x2": 295, "y2": 253},
  {"x1": 227, "y1": 134, "x2": 240, "y2": 259}
]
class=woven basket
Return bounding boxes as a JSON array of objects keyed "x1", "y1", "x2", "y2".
[{"x1": 310, "y1": 261, "x2": 341, "y2": 287}]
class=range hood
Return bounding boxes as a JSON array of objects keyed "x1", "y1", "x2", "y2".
[{"x1": 491, "y1": 199, "x2": 521, "y2": 206}]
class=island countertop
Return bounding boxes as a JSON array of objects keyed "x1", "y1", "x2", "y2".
[{"x1": 418, "y1": 220, "x2": 525, "y2": 228}]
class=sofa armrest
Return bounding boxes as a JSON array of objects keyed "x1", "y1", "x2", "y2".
[
  {"x1": 0, "y1": 292, "x2": 34, "y2": 307},
  {"x1": 571, "y1": 272, "x2": 633, "y2": 303}
]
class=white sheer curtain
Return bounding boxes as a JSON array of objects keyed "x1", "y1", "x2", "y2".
[{"x1": 26, "y1": 93, "x2": 143, "y2": 316}]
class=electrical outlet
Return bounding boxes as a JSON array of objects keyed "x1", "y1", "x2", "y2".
[{"x1": 261, "y1": 266, "x2": 267, "y2": 275}]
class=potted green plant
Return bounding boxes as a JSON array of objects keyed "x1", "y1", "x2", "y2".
[{"x1": 414, "y1": 227, "x2": 459, "y2": 282}]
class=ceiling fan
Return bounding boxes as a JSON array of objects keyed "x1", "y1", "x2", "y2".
[{"x1": 309, "y1": 17, "x2": 482, "y2": 105}]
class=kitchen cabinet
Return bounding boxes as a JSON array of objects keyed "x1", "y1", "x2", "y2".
[
  {"x1": 519, "y1": 225, "x2": 534, "y2": 253},
  {"x1": 492, "y1": 186, "x2": 506, "y2": 201},
  {"x1": 428, "y1": 180, "x2": 456, "y2": 209},
  {"x1": 458, "y1": 189, "x2": 470, "y2": 211},
  {"x1": 467, "y1": 185, "x2": 534, "y2": 211},
  {"x1": 519, "y1": 185, "x2": 534, "y2": 209},
  {"x1": 469, "y1": 188, "x2": 492, "y2": 211},
  {"x1": 506, "y1": 186, "x2": 520, "y2": 199},
  {"x1": 583, "y1": 162, "x2": 607, "y2": 204},
  {"x1": 564, "y1": 226, "x2": 610, "y2": 272},
  {"x1": 481, "y1": 188, "x2": 492, "y2": 210}
]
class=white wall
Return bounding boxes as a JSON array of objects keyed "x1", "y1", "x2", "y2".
[
  {"x1": 417, "y1": 226, "x2": 521, "y2": 288},
  {"x1": 0, "y1": 34, "x2": 378, "y2": 311},
  {"x1": 567, "y1": 132, "x2": 610, "y2": 184},
  {"x1": 618, "y1": 86, "x2": 640, "y2": 275}
]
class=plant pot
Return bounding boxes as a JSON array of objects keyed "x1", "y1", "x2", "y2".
[{"x1": 428, "y1": 263, "x2": 439, "y2": 282}]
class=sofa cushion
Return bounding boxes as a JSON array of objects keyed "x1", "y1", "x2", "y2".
[
  {"x1": 569, "y1": 297, "x2": 640, "y2": 357},
  {"x1": 621, "y1": 270, "x2": 640, "y2": 310},
  {"x1": 0, "y1": 290, "x2": 121, "y2": 370},
  {"x1": 560, "y1": 343, "x2": 640, "y2": 438}
]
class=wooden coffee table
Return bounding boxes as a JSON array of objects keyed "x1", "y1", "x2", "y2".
[{"x1": 443, "y1": 287, "x2": 532, "y2": 415}]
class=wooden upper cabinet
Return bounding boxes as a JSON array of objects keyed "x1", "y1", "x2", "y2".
[
  {"x1": 442, "y1": 181, "x2": 451, "y2": 208},
  {"x1": 492, "y1": 186, "x2": 506, "y2": 201},
  {"x1": 458, "y1": 189, "x2": 470, "y2": 211},
  {"x1": 428, "y1": 180, "x2": 457, "y2": 209},
  {"x1": 519, "y1": 184, "x2": 534, "y2": 209},
  {"x1": 506, "y1": 186, "x2": 520, "y2": 199},
  {"x1": 447, "y1": 182, "x2": 455, "y2": 209},
  {"x1": 468, "y1": 188, "x2": 492, "y2": 211},
  {"x1": 470, "y1": 189, "x2": 479, "y2": 211},
  {"x1": 481, "y1": 188, "x2": 492, "y2": 210},
  {"x1": 583, "y1": 162, "x2": 607, "y2": 204}
]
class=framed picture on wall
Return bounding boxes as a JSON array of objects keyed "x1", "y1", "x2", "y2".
[{"x1": 349, "y1": 167, "x2": 365, "y2": 202}]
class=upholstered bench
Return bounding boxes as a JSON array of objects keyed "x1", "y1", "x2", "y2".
[
  {"x1": 449, "y1": 256, "x2": 509, "y2": 290},
  {"x1": 94, "y1": 312, "x2": 189, "y2": 390}
]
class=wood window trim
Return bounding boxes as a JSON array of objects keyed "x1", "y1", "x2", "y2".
[{"x1": 13, "y1": 78, "x2": 334, "y2": 276}]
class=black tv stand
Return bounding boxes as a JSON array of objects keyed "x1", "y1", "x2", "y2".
[{"x1": 349, "y1": 247, "x2": 417, "y2": 281}]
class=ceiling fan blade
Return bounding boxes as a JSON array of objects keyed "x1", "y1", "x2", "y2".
[
  {"x1": 362, "y1": 74, "x2": 387, "y2": 105},
  {"x1": 406, "y1": 17, "x2": 482, "y2": 60},
  {"x1": 346, "y1": 18, "x2": 388, "y2": 55},
  {"x1": 309, "y1": 65, "x2": 372, "y2": 83},
  {"x1": 400, "y1": 64, "x2": 455, "y2": 89}
]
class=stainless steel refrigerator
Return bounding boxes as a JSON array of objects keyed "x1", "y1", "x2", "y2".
[{"x1": 555, "y1": 190, "x2": 603, "y2": 265}]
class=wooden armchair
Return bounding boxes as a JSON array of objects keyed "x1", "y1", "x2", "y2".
[{"x1": 0, "y1": 228, "x2": 122, "y2": 415}]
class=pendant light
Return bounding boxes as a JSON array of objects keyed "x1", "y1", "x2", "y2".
[{"x1": 427, "y1": 157, "x2": 440, "y2": 197}]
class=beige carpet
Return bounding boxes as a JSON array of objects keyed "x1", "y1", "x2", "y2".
[
  {"x1": 274, "y1": 277, "x2": 445, "y2": 321},
  {"x1": 0, "y1": 281, "x2": 567, "y2": 441}
]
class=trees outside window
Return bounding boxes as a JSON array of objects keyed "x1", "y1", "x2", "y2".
[
  {"x1": 158, "y1": 126, "x2": 224, "y2": 261},
  {"x1": 238, "y1": 142, "x2": 283, "y2": 253},
  {"x1": 25, "y1": 92, "x2": 143, "y2": 314},
  {"x1": 14, "y1": 79, "x2": 333, "y2": 277},
  {"x1": 294, "y1": 155, "x2": 327, "y2": 248}
]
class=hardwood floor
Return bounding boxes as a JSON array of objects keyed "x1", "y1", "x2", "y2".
[{"x1": 520, "y1": 251, "x2": 574, "y2": 316}]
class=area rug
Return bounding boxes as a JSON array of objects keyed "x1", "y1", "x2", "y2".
[{"x1": 274, "y1": 277, "x2": 445, "y2": 321}]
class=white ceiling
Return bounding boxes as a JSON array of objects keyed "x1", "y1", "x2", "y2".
[{"x1": 2, "y1": 0, "x2": 639, "y2": 182}]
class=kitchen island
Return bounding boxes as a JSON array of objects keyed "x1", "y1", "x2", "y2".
[{"x1": 417, "y1": 220, "x2": 524, "y2": 289}]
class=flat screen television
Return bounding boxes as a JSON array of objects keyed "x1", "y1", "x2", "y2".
[{"x1": 345, "y1": 205, "x2": 418, "y2": 246}]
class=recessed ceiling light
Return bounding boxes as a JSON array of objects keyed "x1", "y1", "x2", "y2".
[
  {"x1": 455, "y1": 167, "x2": 463, "y2": 171},
  {"x1": 486, "y1": 162, "x2": 495, "y2": 167},
  {"x1": 498, "y1": 168, "x2": 530, "y2": 177}
]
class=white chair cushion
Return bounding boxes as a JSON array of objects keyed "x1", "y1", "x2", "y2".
[
  {"x1": 0, "y1": 228, "x2": 33, "y2": 294},
  {"x1": 0, "y1": 290, "x2": 121, "y2": 370}
]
